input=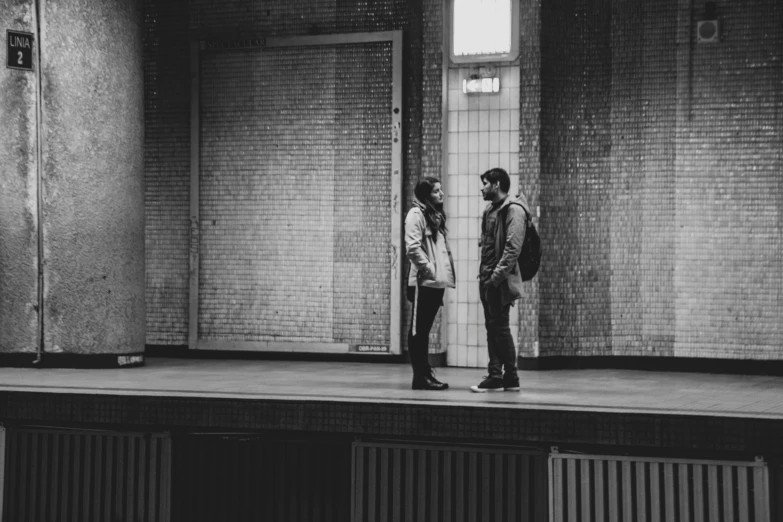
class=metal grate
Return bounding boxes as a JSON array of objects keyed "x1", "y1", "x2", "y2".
[
  {"x1": 3, "y1": 427, "x2": 171, "y2": 522},
  {"x1": 549, "y1": 452, "x2": 770, "y2": 522},
  {"x1": 352, "y1": 442, "x2": 546, "y2": 522}
]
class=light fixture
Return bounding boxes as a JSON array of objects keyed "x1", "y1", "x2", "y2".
[
  {"x1": 697, "y1": 1, "x2": 719, "y2": 44},
  {"x1": 463, "y1": 77, "x2": 500, "y2": 94}
]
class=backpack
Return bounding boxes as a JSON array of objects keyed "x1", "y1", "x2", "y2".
[
  {"x1": 499, "y1": 201, "x2": 541, "y2": 281},
  {"x1": 517, "y1": 204, "x2": 541, "y2": 281}
]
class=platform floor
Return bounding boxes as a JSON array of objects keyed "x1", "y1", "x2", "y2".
[{"x1": 0, "y1": 357, "x2": 781, "y2": 420}]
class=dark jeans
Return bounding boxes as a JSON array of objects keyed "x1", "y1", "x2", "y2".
[
  {"x1": 479, "y1": 282, "x2": 518, "y2": 377},
  {"x1": 407, "y1": 286, "x2": 445, "y2": 377}
]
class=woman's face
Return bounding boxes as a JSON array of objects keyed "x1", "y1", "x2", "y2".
[{"x1": 429, "y1": 183, "x2": 444, "y2": 205}]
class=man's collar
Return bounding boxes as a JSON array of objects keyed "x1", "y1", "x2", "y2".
[{"x1": 491, "y1": 195, "x2": 508, "y2": 209}]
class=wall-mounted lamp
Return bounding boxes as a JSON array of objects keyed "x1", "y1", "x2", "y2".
[
  {"x1": 697, "y1": 1, "x2": 719, "y2": 44},
  {"x1": 463, "y1": 77, "x2": 500, "y2": 94}
]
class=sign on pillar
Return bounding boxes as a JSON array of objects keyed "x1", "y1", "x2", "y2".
[{"x1": 7, "y1": 30, "x2": 34, "y2": 71}]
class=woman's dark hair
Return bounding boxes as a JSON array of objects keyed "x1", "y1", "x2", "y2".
[
  {"x1": 480, "y1": 167, "x2": 511, "y2": 193},
  {"x1": 413, "y1": 177, "x2": 447, "y2": 238}
]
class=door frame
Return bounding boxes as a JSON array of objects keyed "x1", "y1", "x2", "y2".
[{"x1": 188, "y1": 31, "x2": 404, "y2": 355}]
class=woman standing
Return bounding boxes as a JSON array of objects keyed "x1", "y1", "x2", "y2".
[{"x1": 404, "y1": 177, "x2": 456, "y2": 390}]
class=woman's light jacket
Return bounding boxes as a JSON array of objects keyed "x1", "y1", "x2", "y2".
[{"x1": 404, "y1": 200, "x2": 456, "y2": 289}]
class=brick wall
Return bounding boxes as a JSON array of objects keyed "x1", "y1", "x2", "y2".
[{"x1": 539, "y1": 0, "x2": 783, "y2": 359}]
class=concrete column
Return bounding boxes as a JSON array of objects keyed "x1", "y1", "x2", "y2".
[
  {"x1": 0, "y1": 0, "x2": 145, "y2": 366},
  {"x1": 0, "y1": 2, "x2": 39, "y2": 355}
]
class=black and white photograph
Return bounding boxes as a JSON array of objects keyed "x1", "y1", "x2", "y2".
[{"x1": 0, "y1": 0, "x2": 781, "y2": 520}]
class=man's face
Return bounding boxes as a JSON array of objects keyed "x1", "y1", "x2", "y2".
[
  {"x1": 429, "y1": 183, "x2": 444, "y2": 206},
  {"x1": 481, "y1": 178, "x2": 498, "y2": 201}
]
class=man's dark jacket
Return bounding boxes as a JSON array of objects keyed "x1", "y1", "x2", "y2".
[{"x1": 481, "y1": 194, "x2": 530, "y2": 306}]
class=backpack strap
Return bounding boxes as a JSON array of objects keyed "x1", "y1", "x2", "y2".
[
  {"x1": 499, "y1": 200, "x2": 530, "y2": 230},
  {"x1": 513, "y1": 200, "x2": 531, "y2": 222},
  {"x1": 495, "y1": 200, "x2": 529, "y2": 264}
]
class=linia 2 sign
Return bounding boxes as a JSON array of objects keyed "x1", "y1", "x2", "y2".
[{"x1": 7, "y1": 30, "x2": 33, "y2": 71}]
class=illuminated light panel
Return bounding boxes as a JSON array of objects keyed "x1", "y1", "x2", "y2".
[
  {"x1": 462, "y1": 77, "x2": 500, "y2": 94},
  {"x1": 453, "y1": 0, "x2": 512, "y2": 56}
]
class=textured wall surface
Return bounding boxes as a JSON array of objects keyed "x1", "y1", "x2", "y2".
[
  {"x1": 144, "y1": 0, "x2": 782, "y2": 361},
  {"x1": 444, "y1": 65, "x2": 522, "y2": 368},
  {"x1": 673, "y1": 0, "x2": 783, "y2": 358},
  {"x1": 609, "y1": 0, "x2": 676, "y2": 356},
  {"x1": 0, "y1": 1, "x2": 39, "y2": 353},
  {"x1": 143, "y1": 0, "x2": 191, "y2": 345},
  {"x1": 540, "y1": 0, "x2": 614, "y2": 355},
  {"x1": 143, "y1": 0, "x2": 428, "y2": 350},
  {"x1": 442, "y1": 0, "x2": 542, "y2": 367},
  {"x1": 197, "y1": 42, "x2": 392, "y2": 345},
  {"x1": 540, "y1": 0, "x2": 783, "y2": 359},
  {"x1": 40, "y1": 0, "x2": 145, "y2": 354},
  {"x1": 517, "y1": 0, "x2": 542, "y2": 359}
]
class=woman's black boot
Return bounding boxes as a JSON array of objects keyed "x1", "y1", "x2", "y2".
[{"x1": 412, "y1": 371, "x2": 449, "y2": 391}]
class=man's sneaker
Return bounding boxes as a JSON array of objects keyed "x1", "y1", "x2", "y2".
[
  {"x1": 470, "y1": 375, "x2": 504, "y2": 393},
  {"x1": 503, "y1": 374, "x2": 520, "y2": 391}
]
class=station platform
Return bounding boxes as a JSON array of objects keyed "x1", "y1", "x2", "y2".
[
  {"x1": 2, "y1": 358, "x2": 783, "y2": 521},
  {"x1": 0, "y1": 358, "x2": 781, "y2": 456},
  {"x1": 0, "y1": 357, "x2": 782, "y2": 418}
]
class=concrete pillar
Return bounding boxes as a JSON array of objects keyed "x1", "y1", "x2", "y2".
[
  {"x1": 0, "y1": 0, "x2": 145, "y2": 367},
  {"x1": 0, "y1": 2, "x2": 39, "y2": 356}
]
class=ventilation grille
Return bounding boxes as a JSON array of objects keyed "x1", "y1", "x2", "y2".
[
  {"x1": 550, "y1": 452, "x2": 770, "y2": 522},
  {"x1": 4, "y1": 428, "x2": 171, "y2": 522},
  {"x1": 352, "y1": 442, "x2": 546, "y2": 522}
]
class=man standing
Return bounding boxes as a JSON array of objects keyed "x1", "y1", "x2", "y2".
[{"x1": 471, "y1": 168, "x2": 528, "y2": 393}]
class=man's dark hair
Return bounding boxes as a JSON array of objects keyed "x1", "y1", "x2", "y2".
[{"x1": 480, "y1": 168, "x2": 510, "y2": 193}]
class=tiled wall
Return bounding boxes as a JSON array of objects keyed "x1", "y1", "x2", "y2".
[
  {"x1": 540, "y1": 0, "x2": 615, "y2": 355},
  {"x1": 143, "y1": 0, "x2": 428, "y2": 347},
  {"x1": 539, "y1": 0, "x2": 783, "y2": 359},
  {"x1": 415, "y1": 0, "x2": 445, "y2": 358},
  {"x1": 143, "y1": 0, "x2": 783, "y2": 362},
  {"x1": 672, "y1": 0, "x2": 783, "y2": 358},
  {"x1": 517, "y1": 0, "x2": 542, "y2": 359},
  {"x1": 444, "y1": 65, "x2": 521, "y2": 368},
  {"x1": 143, "y1": 0, "x2": 191, "y2": 345},
  {"x1": 198, "y1": 43, "x2": 392, "y2": 345}
]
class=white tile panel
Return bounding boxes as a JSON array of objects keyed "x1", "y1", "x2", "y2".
[
  {"x1": 458, "y1": 111, "x2": 469, "y2": 132},
  {"x1": 509, "y1": 109, "x2": 519, "y2": 131},
  {"x1": 479, "y1": 111, "x2": 489, "y2": 132},
  {"x1": 489, "y1": 110, "x2": 500, "y2": 131},
  {"x1": 468, "y1": 130, "x2": 479, "y2": 153},
  {"x1": 448, "y1": 113, "x2": 459, "y2": 132},
  {"x1": 489, "y1": 131, "x2": 500, "y2": 153},
  {"x1": 448, "y1": 89, "x2": 460, "y2": 110},
  {"x1": 468, "y1": 111, "x2": 479, "y2": 132}
]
